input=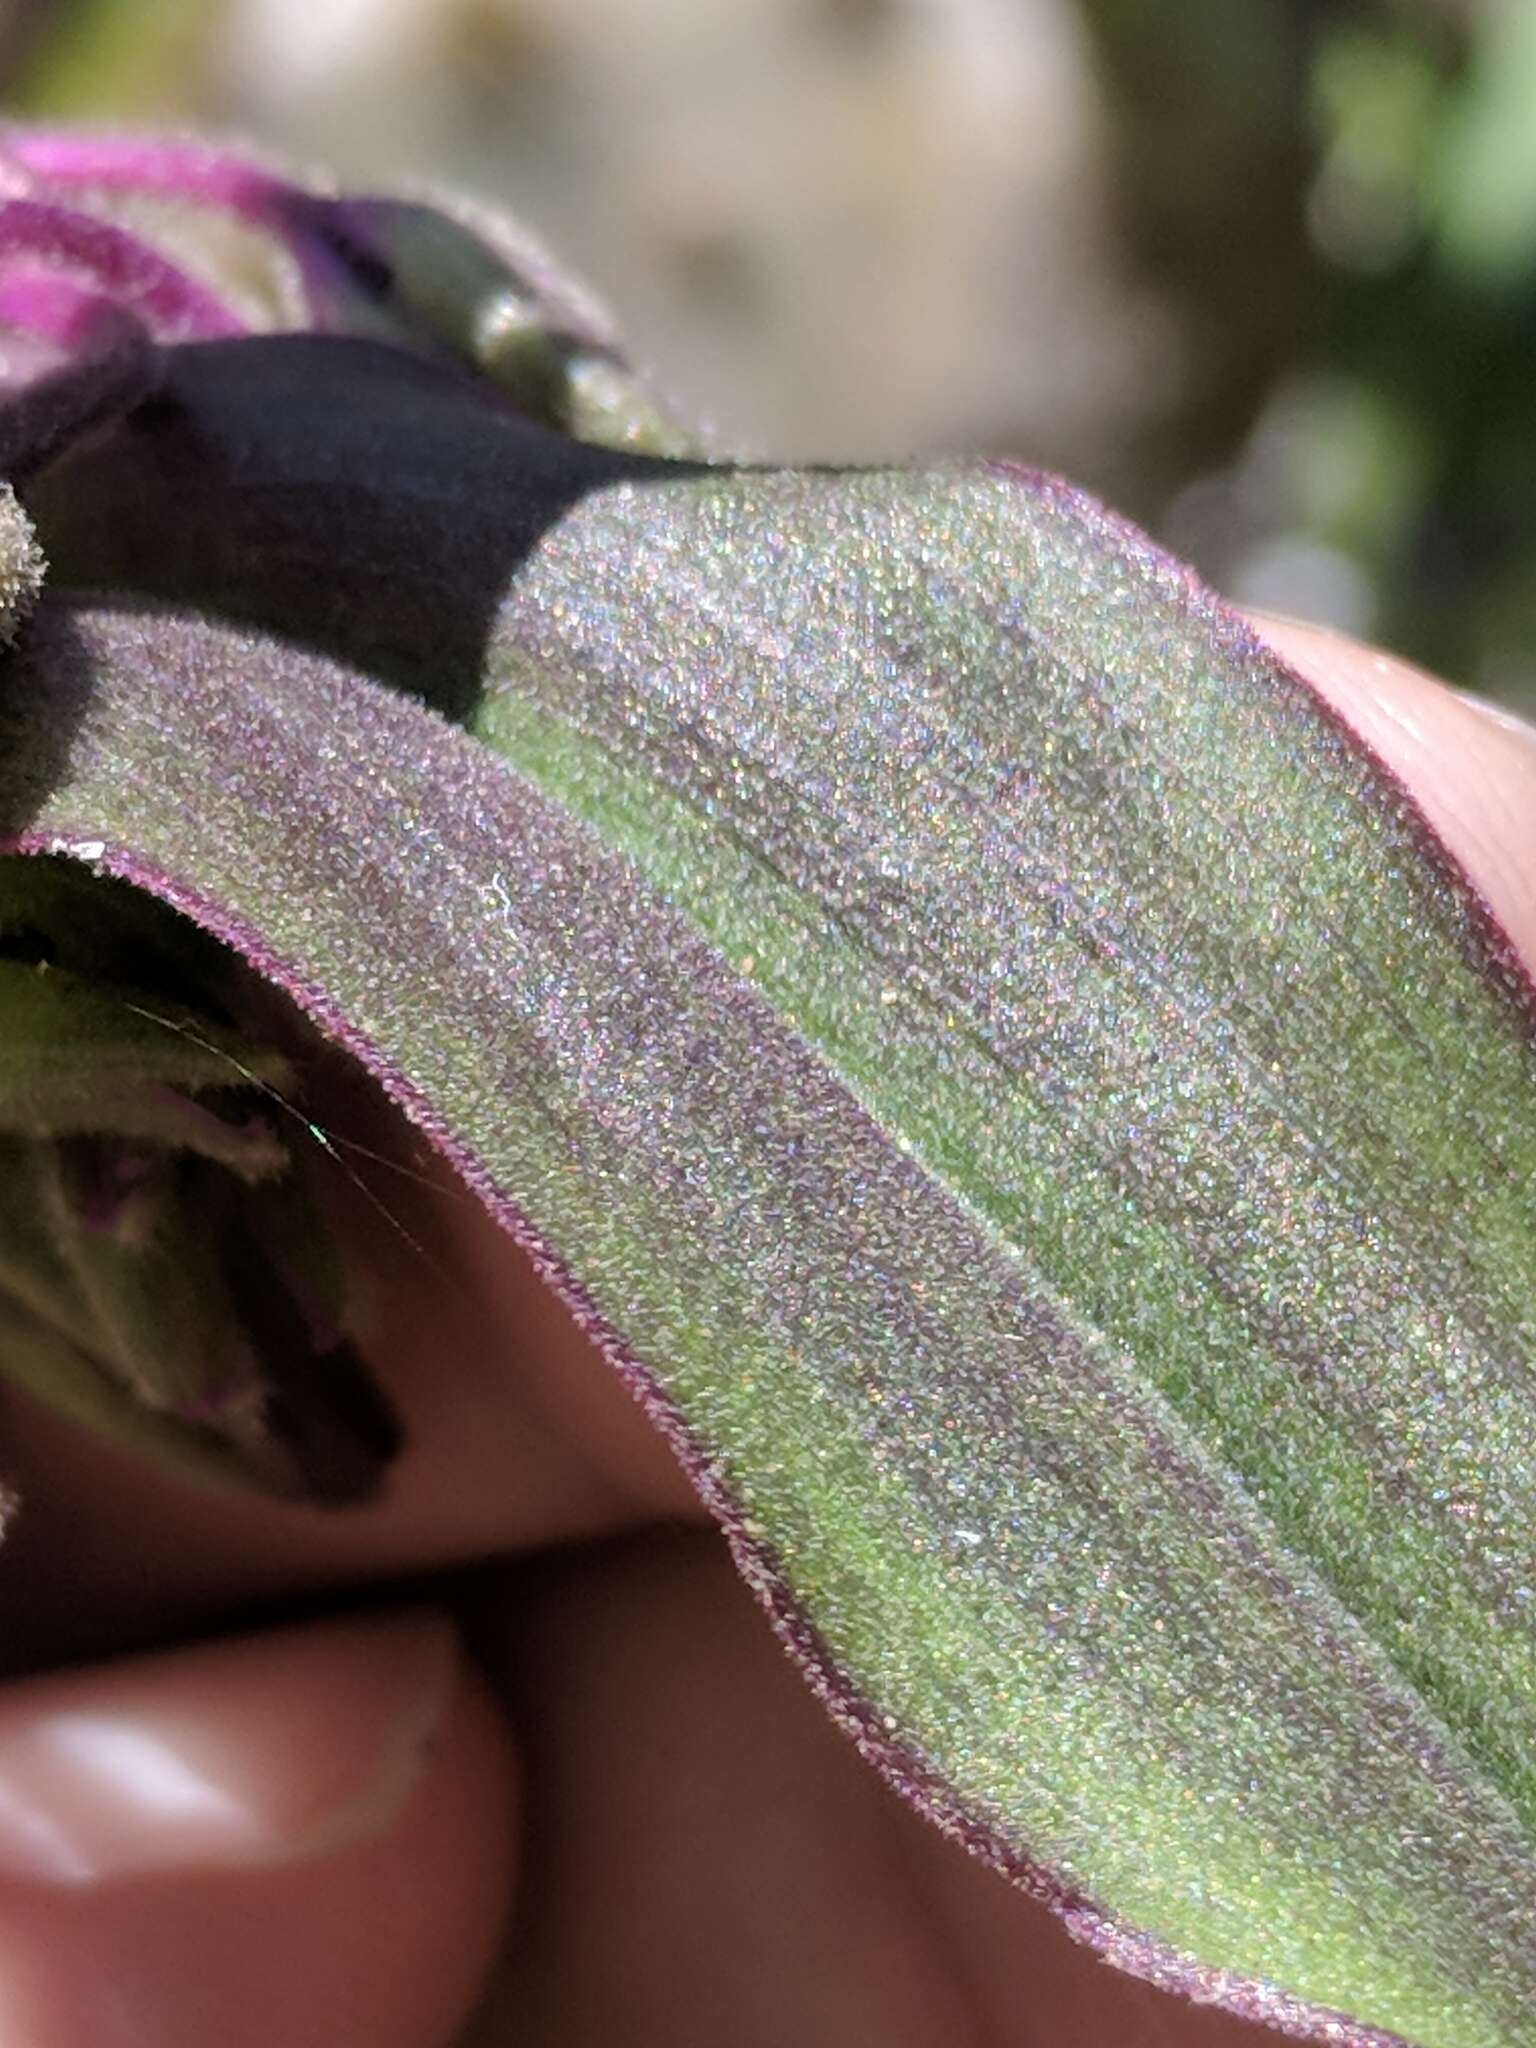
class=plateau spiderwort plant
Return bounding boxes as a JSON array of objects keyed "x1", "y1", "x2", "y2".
[{"x1": 0, "y1": 129, "x2": 1533, "y2": 2048}]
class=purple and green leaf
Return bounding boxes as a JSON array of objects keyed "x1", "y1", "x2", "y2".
[{"x1": 2, "y1": 128, "x2": 1536, "y2": 2048}]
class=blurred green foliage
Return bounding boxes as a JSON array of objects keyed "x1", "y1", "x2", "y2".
[
  {"x1": 2, "y1": 0, "x2": 208, "y2": 117},
  {"x1": 1077, "y1": 0, "x2": 1536, "y2": 706},
  {"x1": 6, "y1": 0, "x2": 1536, "y2": 703},
  {"x1": 1305, "y1": 0, "x2": 1536, "y2": 703}
]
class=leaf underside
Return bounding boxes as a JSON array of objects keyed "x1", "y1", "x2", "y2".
[{"x1": 3, "y1": 343, "x2": 1536, "y2": 2046}]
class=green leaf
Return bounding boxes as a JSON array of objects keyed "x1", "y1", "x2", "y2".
[{"x1": 5, "y1": 430, "x2": 1536, "y2": 2044}]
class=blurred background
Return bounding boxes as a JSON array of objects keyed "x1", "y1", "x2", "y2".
[{"x1": 2, "y1": 0, "x2": 1533, "y2": 705}]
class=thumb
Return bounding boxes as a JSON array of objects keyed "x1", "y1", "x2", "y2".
[{"x1": 0, "y1": 1609, "x2": 516, "y2": 2047}]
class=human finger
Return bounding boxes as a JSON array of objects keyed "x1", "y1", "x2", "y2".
[{"x1": 0, "y1": 1608, "x2": 516, "y2": 2047}]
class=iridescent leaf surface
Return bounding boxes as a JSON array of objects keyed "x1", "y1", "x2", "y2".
[{"x1": 3, "y1": 427, "x2": 1536, "y2": 2043}]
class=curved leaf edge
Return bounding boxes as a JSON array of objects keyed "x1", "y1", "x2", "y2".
[
  {"x1": 6, "y1": 453, "x2": 1525, "y2": 2048},
  {"x1": 997, "y1": 459, "x2": 1536, "y2": 1043},
  {"x1": 4, "y1": 817, "x2": 1417, "y2": 2048}
]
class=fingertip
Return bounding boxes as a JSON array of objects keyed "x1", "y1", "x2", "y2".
[{"x1": 0, "y1": 1610, "x2": 517, "y2": 2047}]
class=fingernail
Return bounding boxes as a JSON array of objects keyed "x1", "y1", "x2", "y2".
[{"x1": 0, "y1": 1610, "x2": 456, "y2": 1885}]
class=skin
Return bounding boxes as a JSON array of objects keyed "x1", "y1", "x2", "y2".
[{"x1": 0, "y1": 619, "x2": 1526, "y2": 2047}]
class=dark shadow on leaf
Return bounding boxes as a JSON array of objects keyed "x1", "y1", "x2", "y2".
[
  {"x1": 18, "y1": 332, "x2": 687, "y2": 724},
  {"x1": 0, "y1": 602, "x2": 95, "y2": 841}
]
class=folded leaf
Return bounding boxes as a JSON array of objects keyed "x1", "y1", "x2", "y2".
[
  {"x1": 5, "y1": 431, "x2": 1536, "y2": 2046},
  {"x1": 0, "y1": 125, "x2": 696, "y2": 453}
]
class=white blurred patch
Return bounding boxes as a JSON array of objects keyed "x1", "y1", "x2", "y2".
[
  {"x1": 215, "y1": 0, "x2": 1159, "y2": 464},
  {"x1": 1229, "y1": 535, "x2": 1378, "y2": 641}
]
